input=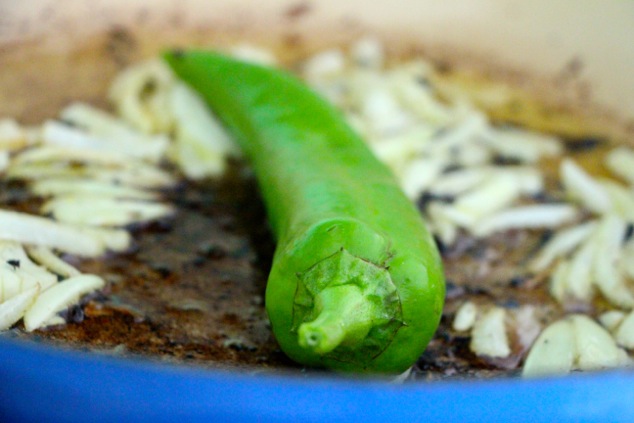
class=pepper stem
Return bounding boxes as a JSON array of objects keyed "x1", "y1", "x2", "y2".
[{"x1": 298, "y1": 284, "x2": 376, "y2": 355}]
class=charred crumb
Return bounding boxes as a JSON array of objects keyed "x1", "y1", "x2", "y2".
[
  {"x1": 536, "y1": 229, "x2": 554, "y2": 248},
  {"x1": 508, "y1": 275, "x2": 528, "y2": 288},
  {"x1": 444, "y1": 280, "x2": 466, "y2": 300},
  {"x1": 417, "y1": 191, "x2": 455, "y2": 211},
  {"x1": 416, "y1": 76, "x2": 430, "y2": 87},
  {"x1": 170, "y1": 48, "x2": 186, "y2": 59},
  {"x1": 462, "y1": 285, "x2": 494, "y2": 297},
  {"x1": 492, "y1": 155, "x2": 522, "y2": 166},
  {"x1": 472, "y1": 245, "x2": 498, "y2": 261},
  {"x1": 83, "y1": 290, "x2": 109, "y2": 304},
  {"x1": 66, "y1": 305, "x2": 85, "y2": 324},
  {"x1": 0, "y1": 181, "x2": 36, "y2": 210},
  {"x1": 149, "y1": 262, "x2": 173, "y2": 278},
  {"x1": 285, "y1": 2, "x2": 312, "y2": 19},
  {"x1": 414, "y1": 334, "x2": 480, "y2": 380},
  {"x1": 441, "y1": 234, "x2": 478, "y2": 259},
  {"x1": 105, "y1": 25, "x2": 137, "y2": 67},
  {"x1": 230, "y1": 243, "x2": 256, "y2": 261},
  {"x1": 141, "y1": 218, "x2": 174, "y2": 233},
  {"x1": 498, "y1": 298, "x2": 520, "y2": 308},
  {"x1": 225, "y1": 341, "x2": 258, "y2": 353},
  {"x1": 58, "y1": 118, "x2": 79, "y2": 128},
  {"x1": 197, "y1": 241, "x2": 228, "y2": 259},
  {"x1": 191, "y1": 256, "x2": 206, "y2": 267},
  {"x1": 216, "y1": 215, "x2": 237, "y2": 231},
  {"x1": 563, "y1": 136, "x2": 605, "y2": 152},
  {"x1": 176, "y1": 192, "x2": 215, "y2": 210},
  {"x1": 434, "y1": 61, "x2": 452, "y2": 74},
  {"x1": 529, "y1": 191, "x2": 561, "y2": 203},
  {"x1": 283, "y1": 32, "x2": 303, "y2": 49},
  {"x1": 624, "y1": 223, "x2": 634, "y2": 243},
  {"x1": 434, "y1": 236, "x2": 448, "y2": 255},
  {"x1": 139, "y1": 79, "x2": 158, "y2": 100},
  {"x1": 441, "y1": 164, "x2": 463, "y2": 174}
]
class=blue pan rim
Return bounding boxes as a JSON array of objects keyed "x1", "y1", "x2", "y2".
[{"x1": 1, "y1": 335, "x2": 633, "y2": 422}]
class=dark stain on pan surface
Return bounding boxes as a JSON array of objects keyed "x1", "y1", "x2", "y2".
[{"x1": 4, "y1": 158, "x2": 568, "y2": 380}]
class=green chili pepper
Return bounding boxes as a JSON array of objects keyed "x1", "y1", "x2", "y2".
[{"x1": 164, "y1": 51, "x2": 445, "y2": 373}]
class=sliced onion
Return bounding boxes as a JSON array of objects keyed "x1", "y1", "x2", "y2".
[
  {"x1": 561, "y1": 158, "x2": 611, "y2": 214},
  {"x1": 0, "y1": 285, "x2": 40, "y2": 331},
  {"x1": 42, "y1": 120, "x2": 168, "y2": 164},
  {"x1": 0, "y1": 210, "x2": 130, "y2": 257},
  {"x1": 453, "y1": 301, "x2": 478, "y2": 332},
  {"x1": 0, "y1": 241, "x2": 58, "y2": 295},
  {"x1": 31, "y1": 178, "x2": 157, "y2": 200},
  {"x1": 530, "y1": 221, "x2": 597, "y2": 272},
  {"x1": 26, "y1": 246, "x2": 81, "y2": 278},
  {"x1": 474, "y1": 204, "x2": 578, "y2": 237},
  {"x1": 469, "y1": 307, "x2": 510, "y2": 358},
  {"x1": 42, "y1": 196, "x2": 174, "y2": 227},
  {"x1": 23, "y1": 274, "x2": 105, "y2": 332}
]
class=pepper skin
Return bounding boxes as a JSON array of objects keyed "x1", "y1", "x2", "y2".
[{"x1": 164, "y1": 51, "x2": 445, "y2": 373}]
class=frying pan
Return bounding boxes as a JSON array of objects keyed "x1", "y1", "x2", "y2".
[{"x1": 1, "y1": 0, "x2": 634, "y2": 421}]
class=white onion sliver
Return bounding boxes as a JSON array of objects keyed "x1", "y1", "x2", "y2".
[
  {"x1": 426, "y1": 203, "x2": 459, "y2": 245},
  {"x1": 61, "y1": 102, "x2": 147, "y2": 140},
  {"x1": 23, "y1": 274, "x2": 105, "y2": 332},
  {"x1": 482, "y1": 127, "x2": 562, "y2": 163},
  {"x1": 108, "y1": 59, "x2": 176, "y2": 134},
  {"x1": 563, "y1": 241, "x2": 596, "y2": 302},
  {"x1": 522, "y1": 319, "x2": 575, "y2": 377},
  {"x1": 26, "y1": 246, "x2": 81, "y2": 278},
  {"x1": 428, "y1": 112, "x2": 488, "y2": 150},
  {"x1": 350, "y1": 37, "x2": 384, "y2": 68},
  {"x1": 0, "y1": 118, "x2": 29, "y2": 151},
  {"x1": 605, "y1": 147, "x2": 634, "y2": 186},
  {"x1": 572, "y1": 315, "x2": 629, "y2": 371},
  {"x1": 399, "y1": 158, "x2": 443, "y2": 200},
  {"x1": 0, "y1": 210, "x2": 105, "y2": 256},
  {"x1": 303, "y1": 49, "x2": 346, "y2": 79},
  {"x1": 453, "y1": 176, "x2": 523, "y2": 224},
  {"x1": 549, "y1": 261, "x2": 571, "y2": 303},
  {"x1": 561, "y1": 158, "x2": 611, "y2": 214},
  {"x1": 592, "y1": 215, "x2": 634, "y2": 308},
  {"x1": 362, "y1": 87, "x2": 413, "y2": 137},
  {"x1": 474, "y1": 204, "x2": 578, "y2": 237},
  {"x1": 600, "y1": 178, "x2": 634, "y2": 221},
  {"x1": 453, "y1": 301, "x2": 478, "y2": 332},
  {"x1": 513, "y1": 306, "x2": 541, "y2": 351},
  {"x1": 0, "y1": 241, "x2": 59, "y2": 294},
  {"x1": 31, "y1": 179, "x2": 157, "y2": 200},
  {"x1": 389, "y1": 69, "x2": 453, "y2": 125},
  {"x1": 599, "y1": 310, "x2": 626, "y2": 333},
  {"x1": 10, "y1": 145, "x2": 134, "y2": 167},
  {"x1": 230, "y1": 44, "x2": 278, "y2": 66},
  {"x1": 79, "y1": 227, "x2": 131, "y2": 253},
  {"x1": 469, "y1": 307, "x2": 510, "y2": 358},
  {"x1": 0, "y1": 151, "x2": 10, "y2": 173},
  {"x1": 615, "y1": 311, "x2": 634, "y2": 349},
  {"x1": 0, "y1": 285, "x2": 40, "y2": 331},
  {"x1": 429, "y1": 167, "x2": 492, "y2": 197},
  {"x1": 42, "y1": 120, "x2": 168, "y2": 163},
  {"x1": 530, "y1": 221, "x2": 596, "y2": 272},
  {"x1": 0, "y1": 265, "x2": 21, "y2": 303},
  {"x1": 169, "y1": 82, "x2": 239, "y2": 179},
  {"x1": 42, "y1": 196, "x2": 174, "y2": 227},
  {"x1": 523, "y1": 315, "x2": 627, "y2": 377}
]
